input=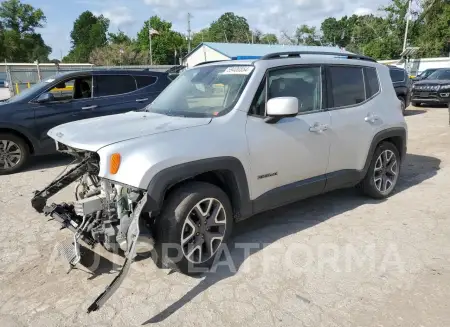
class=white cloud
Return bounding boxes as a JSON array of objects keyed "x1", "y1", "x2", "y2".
[
  {"x1": 354, "y1": 7, "x2": 373, "y2": 16},
  {"x1": 95, "y1": 6, "x2": 134, "y2": 27}
]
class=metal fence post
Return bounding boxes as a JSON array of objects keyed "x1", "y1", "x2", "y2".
[
  {"x1": 36, "y1": 60, "x2": 42, "y2": 82},
  {"x1": 4, "y1": 60, "x2": 13, "y2": 97}
]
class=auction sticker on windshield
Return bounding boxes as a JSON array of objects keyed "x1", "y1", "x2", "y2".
[{"x1": 221, "y1": 66, "x2": 254, "y2": 75}]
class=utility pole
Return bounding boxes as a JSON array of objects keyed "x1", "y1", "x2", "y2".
[
  {"x1": 403, "y1": 0, "x2": 412, "y2": 51},
  {"x1": 149, "y1": 26, "x2": 153, "y2": 65},
  {"x1": 187, "y1": 13, "x2": 192, "y2": 53}
]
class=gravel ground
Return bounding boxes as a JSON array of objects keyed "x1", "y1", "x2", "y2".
[{"x1": 0, "y1": 106, "x2": 449, "y2": 327}]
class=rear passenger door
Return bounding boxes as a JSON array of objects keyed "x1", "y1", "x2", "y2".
[
  {"x1": 325, "y1": 65, "x2": 382, "y2": 191},
  {"x1": 83, "y1": 74, "x2": 138, "y2": 119},
  {"x1": 133, "y1": 74, "x2": 163, "y2": 107}
]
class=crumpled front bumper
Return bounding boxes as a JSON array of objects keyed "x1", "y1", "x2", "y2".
[{"x1": 87, "y1": 194, "x2": 148, "y2": 313}]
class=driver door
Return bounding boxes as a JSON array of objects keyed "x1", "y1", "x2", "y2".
[
  {"x1": 245, "y1": 65, "x2": 331, "y2": 212},
  {"x1": 31, "y1": 73, "x2": 93, "y2": 153}
]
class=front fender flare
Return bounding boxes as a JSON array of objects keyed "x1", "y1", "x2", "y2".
[{"x1": 145, "y1": 156, "x2": 252, "y2": 219}]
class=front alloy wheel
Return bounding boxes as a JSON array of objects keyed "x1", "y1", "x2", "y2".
[
  {"x1": 0, "y1": 134, "x2": 29, "y2": 175},
  {"x1": 181, "y1": 198, "x2": 227, "y2": 264},
  {"x1": 155, "y1": 182, "x2": 233, "y2": 275},
  {"x1": 0, "y1": 140, "x2": 22, "y2": 169}
]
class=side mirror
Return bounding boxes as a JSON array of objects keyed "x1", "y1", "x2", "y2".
[
  {"x1": 265, "y1": 97, "x2": 298, "y2": 124},
  {"x1": 36, "y1": 92, "x2": 55, "y2": 103}
]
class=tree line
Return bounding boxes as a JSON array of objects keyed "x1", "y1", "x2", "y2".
[{"x1": 1, "y1": 0, "x2": 450, "y2": 65}]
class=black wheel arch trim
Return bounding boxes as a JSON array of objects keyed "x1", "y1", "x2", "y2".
[
  {"x1": 361, "y1": 127, "x2": 407, "y2": 179},
  {"x1": 145, "y1": 156, "x2": 252, "y2": 220},
  {"x1": 0, "y1": 123, "x2": 39, "y2": 154}
]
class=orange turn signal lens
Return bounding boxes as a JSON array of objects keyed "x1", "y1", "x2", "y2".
[{"x1": 110, "y1": 153, "x2": 121, "y2": 174}]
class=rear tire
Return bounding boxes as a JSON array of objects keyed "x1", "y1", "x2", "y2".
[
  {"x1": 154, "y1": 182, "x2": 233, "y2": 275},
  {"x1": 359, "y1": 142, "x2": 400, "y2": 199},
  {"x1": 397, "y1": 96, "x2": 406, "y2": 115},
  {"x1": 0, "y1": 133, "x2": 30, "y2": 175}
]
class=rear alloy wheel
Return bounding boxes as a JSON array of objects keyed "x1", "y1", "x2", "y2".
[
  {"x1": 0, "y1": 134, "x2": 29, "y2": 175},
  {"x1": 373, "y1": 149, "x2": 399, "y2": 195},
  {"x1": 359, "y1": 142, "x2": 400, "y2": 199}
]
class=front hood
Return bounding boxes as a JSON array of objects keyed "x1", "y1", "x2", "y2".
[
  {"x1": 48, "y1": 111, "x2": 212, "y2": 152},
  {"x1": 414, "y1": 79, "x2": 450, "y2": 85}
]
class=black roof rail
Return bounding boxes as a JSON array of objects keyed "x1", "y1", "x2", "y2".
[
  {"x1": 260, "y1": 51, "x2": 377, "y2": 63},
  {"x1": 194, "y1": 60, "x2": 228, "y2": 67}
]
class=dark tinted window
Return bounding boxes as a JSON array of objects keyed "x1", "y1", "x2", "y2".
[
  {"x1": 389, "y1": 69, "x2": 405, "y2": 82},
  {"x1": 364, "y1": 67, "x2": 380, "y2": 98},
  {"x1": 134, "y1": 75, "x2": 157, "y2": 89},
  {"x1": 267, "y1": 66, "x2": 322, "y2": 113},
  {"x1": 329, "y1": 66, "x2": 365, "y2": 107},
  {"x1": 427, "y1": 69, "x2": 450, "y2": 80},
  {"x1": 95, "y1": 75, "x2": 136, "y2": 97}
]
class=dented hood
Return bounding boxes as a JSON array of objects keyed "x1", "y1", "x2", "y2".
[{"x1": 48, "y1": 111, "x2": 212, "y2": 152}]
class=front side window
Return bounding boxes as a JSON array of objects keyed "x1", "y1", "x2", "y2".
[
  {"x1": 95, "y1": 75, "x2": 136, "y2": 97},
  {"x1": 250, "y1": 66, "x2": 322, "y2": 116},
  {"x1": 47, "y1": 76, "x2": 92, "y2": 102},
  {"x1": 146, "y1": 65, "x2": 252, "y2": 118},
  {"x1": 329, "y1": 66, "x2": 365, "y2": 108}
]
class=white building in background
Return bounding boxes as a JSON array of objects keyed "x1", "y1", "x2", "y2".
[
  {"x1": 182, "y1": 42, "x2": 347, "y2": 67},
  {"x1": 379, "y1": 57, "x2": 450, "y2": 76}
]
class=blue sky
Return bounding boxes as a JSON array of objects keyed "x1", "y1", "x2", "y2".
[{"x1": 32, "y1": 0, "x2": 392, "y2": 59}]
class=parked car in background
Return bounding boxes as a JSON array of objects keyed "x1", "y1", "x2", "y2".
[
  {"x1": 388, "y1": 65, "x2": 411, "y2": 114},
  {"x1": 411, "y1": 68, "x2": 450, "y2": 107},
  {"x1": 0, "y1": 69, "x2": 172, "y2": 174},
  {"x1": 411, "y1": 68, "x2": 438, "y2": 82}
]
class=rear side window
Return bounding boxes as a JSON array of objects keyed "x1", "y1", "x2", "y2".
[
  {"x1": 389, "y1": 69, "x2": 405, "y2": 82},
  {"x1": 364, "y1": 67, "x2": 380, "y2": 98},
  {"x1": 329, "y1": 66, "x2": 365, "y2": 107},
  {"x1": 134, "y1": 75, "x2": 157, "y2": 89},
  {"x1": 95, "y1": 75, "x2": 136, "y2": 97}
]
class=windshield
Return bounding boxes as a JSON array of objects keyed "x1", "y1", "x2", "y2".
[
  {"x1": 5, "y1": 75, "x2": 59, "y2": 103},
  {"x1": 146, "y1": 65, "x2": 253, "y2": 117},
  {"x1": 427, "y1": 69, "x2": 450, "y2": 80}
]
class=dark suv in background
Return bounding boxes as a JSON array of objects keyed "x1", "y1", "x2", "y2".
[
  {"x1": 411, "y1": 68, "x2": 450, "y2": 107},
  {"x1": 0, "y1": 69, "x2": 172, "y2": 174},
  {"x1": 388, "y1": 66, "x2": 411, "y2": 115}
]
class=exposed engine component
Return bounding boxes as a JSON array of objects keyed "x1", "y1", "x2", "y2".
[
  {"x1": 74, "y1": 194, "x2": 106, "y2": 216},
  {"x1": 32, "y1": 150, "x2": 155, "y2": 313}
]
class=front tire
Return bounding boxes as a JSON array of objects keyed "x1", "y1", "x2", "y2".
[
  {"x1": 0, "y1": 133, "x2": 30, "y2": 175},
  {"x1": 154, "y1": 182, "x2": 233, "y2": 275},
  {"x1": 359, "y1": 142, "x2": 400, "y2": 199}
]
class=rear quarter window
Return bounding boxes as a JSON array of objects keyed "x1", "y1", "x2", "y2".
[
  {"x1": 134, "y1": 75, "x2": 157, "y2": 89},
  {"x1": 389, "y1": 69, "x2": 405, "y2": 82}
]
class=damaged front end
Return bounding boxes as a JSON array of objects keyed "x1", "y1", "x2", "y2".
[{"x1": 31, "y1": 145, "x2": 154, "y2": 312}]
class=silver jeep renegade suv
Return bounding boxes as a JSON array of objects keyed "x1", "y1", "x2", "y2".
[{"x1": 31, "y1": 50, "x2": 407, "y2": 311}]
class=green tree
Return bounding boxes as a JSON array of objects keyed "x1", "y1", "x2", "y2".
[
  {"x1": 63, "y1": 11, "x2": 109, "y2": 62},
  {"x1": 108, "y1": 30, "x2": 132, "y2": 45},
  {"x1": 208, "y1": 12, "x2": 251, "y2": 43},
  {"x1": 136, "y1": 16, "x2": 186, "y2": 64},
  {"x1": 295, "y1": 25, "x2": 321, "y2": 45},
  {"x1": 0, "y1": 0, "x2": 51, "y2": 62},
  {"x1": 415, "y1": 0, "x2": 450, "y2": 57},
  {"x1": 90, "y1": 43, "x2": 146, "y2": 65}
]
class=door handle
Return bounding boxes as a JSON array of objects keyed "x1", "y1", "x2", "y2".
[
  {"x1": 309, "y1": 122, "x2": 329, "y2": 133},
  {"x1": 365, "y1": 113, "x2": 379, "y2": 123},
  {"x1": 81, "y1": 105, "x2": 98, "y2": 110},
  {"x1": 136, "y1": 98, "x2": 149, "y2": 102}
]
